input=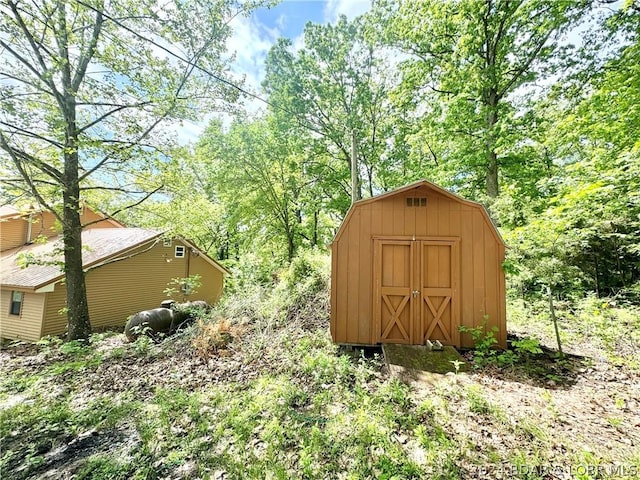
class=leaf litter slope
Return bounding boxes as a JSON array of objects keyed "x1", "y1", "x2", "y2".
[{"x1": 1, "y1": 293, "x2": 639, "y2": 479}]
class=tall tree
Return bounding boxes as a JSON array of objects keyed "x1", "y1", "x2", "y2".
[
  {"x1": 263, "y1": 15, "x2": 399, "y2": 212},
  {"x1": 377, "y1": 0, "x2": 591, "y2": 197},
  {"x1": 194, "y1": 116, "x2": 312, "y2": 262},
  {"x1": 0, "y1": 0, "x2": 249, "y2": 340}
]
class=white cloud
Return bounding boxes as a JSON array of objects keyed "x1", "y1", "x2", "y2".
[
  {"x1": 276, "y1": 13, "x2": 287, "y2": 31},
  {"x1": 323, "y1": 0, "x2": 371, "y2": 22},
  {"x1": 224, "y1": 11, "x2": 286, "y2": 115},
  {"x1": 291, "y1": 31, "x2": 306, "y2": 53},
  {"x1": 175, "y1": 116, "x2": 212, "y2": 145},
  {"x1": 227, "y1": 13, "x2": 280, "y2": 89},
  {"x1": 174, "y1": 0, "x2": 376, "y2": 144},
  {"x1": 173, "y1": 14, "x2": 276, "y2": 144}
]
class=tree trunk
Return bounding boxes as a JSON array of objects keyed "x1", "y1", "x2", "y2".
[
  {"x1": 351, "y1": 130, "x2": 361, "y2": 204},
  {"x1": 485, "y1": 90, "x2": 499, "y2": 198},
  {"x1": 62, "y1": 137, "x2": 91, "y2": 340},
  {"x1": 593, "y1": 253, "x2": 601, "y2": 297},
  {"x1": 62, "y1": 192, "x2": 91, "y2": 341},
  {"x1": 312, "y1": 209, "x2": 318, "y2": 246},
  {"x1": 59, "y1": 21, "x2": 91, "y2": 340},
  {"x1": 486, "y1": 149, "x2": 499, "y2": 198},
  {"x1": 287, "y1": 231, "x2": 295, "y2": 262},
  {"x1": 547, "y1": 285, "x2": 564, "y2": 358}
]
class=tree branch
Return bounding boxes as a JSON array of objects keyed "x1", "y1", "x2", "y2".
[
  {"x1": 72, "y1": 9, "x2": 103, "y2": 92},
  {"x1": 0, "y1": 120, "x2": 64, "y2": 149},
  {"x1": 5, "y1": 1, "x2": 63, "y2": 103},
  {"x1": 77, "y1": 101, "x2": 153, "y2": 133},
  {"x1": 0, "y1": 131, "x2": 62, "y2": 222}
]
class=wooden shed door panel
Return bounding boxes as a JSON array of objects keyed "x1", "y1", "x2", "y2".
[
  {"x1": 419, "y1": 241, "x2": 460, "y2": 346},
  {"x1": 374, "y1": 239, "x2": 460, "y2": 347},
  {"x1": 375, "y1": 241, "x2": 413, "y2": 344}
]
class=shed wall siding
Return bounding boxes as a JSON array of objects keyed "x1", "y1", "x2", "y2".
[
  {"x1": 0, "y1": 290, "x2": 45, "y2": 341},
  {"x1": 331, "y1": 185, "x2": 506, "y2": 348},
  {"x1": 41, "y1": 240, "x2": 225, "y2": 337}
]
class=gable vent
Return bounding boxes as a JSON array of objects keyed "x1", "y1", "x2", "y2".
[{"x1": 406, "y1": 197, "x2": 427, "y2": 207}]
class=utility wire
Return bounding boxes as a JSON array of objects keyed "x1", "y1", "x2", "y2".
[{"x1": 75, "y1": 0, "x2": 311, "y2": 130}]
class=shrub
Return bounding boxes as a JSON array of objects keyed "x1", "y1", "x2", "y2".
[
  {"x1": 460, "y1": 319, "x2": 543, "y2": 368},
  {"x1": 459, "y1": 318, "x2": 499, "y2": 366},
  {"x1": 192, "y1": 318, "x2": 239, "y2": 358},
  {"x1": 274, "y1": 248, "x2": 330, "y2": 325}
]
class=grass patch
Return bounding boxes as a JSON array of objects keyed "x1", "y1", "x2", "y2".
[{"x1": 1, "y1": 260, "x2": 638, "y2": 478}]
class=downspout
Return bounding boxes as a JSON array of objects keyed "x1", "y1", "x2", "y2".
[
  {"x1": 184, "y1": 245, "x2": 191, "y2": 302},
  {"x1": 26, "y1": 213, "x2": 33, "y2": 244}
]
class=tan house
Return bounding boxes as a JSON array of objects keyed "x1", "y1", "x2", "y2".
[{"x1": 0, "y1": 205, "x2": 229, "y2": 341}]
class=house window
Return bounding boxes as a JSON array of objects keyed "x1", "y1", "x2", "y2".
[
  {"x1": 163, "y1": 238, "x2": 172, "y2": 247},
  {"x1": 10, "y1": 291, "x2": 23, "y2": 316},
  {"x1": 174, "y1": 245, "x2": 186, "y2": 258}
]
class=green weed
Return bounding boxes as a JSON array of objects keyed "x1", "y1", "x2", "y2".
[
  {"x1": 76, "y1": 456, "x2": 133, "y2": 480},
  {"x1": 466, "y1": 385, "x2": 495, "y2": 415}
]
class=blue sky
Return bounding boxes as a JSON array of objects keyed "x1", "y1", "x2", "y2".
[
  {"x1": 230, "y1": 0, "x2": 371, "y2": 87},
  {"x1": 253, "y1": 1, "x2": 327, "y2": 39},
  {"x1": 178, "y1": 0, "x2": 371, "y2": 142}
]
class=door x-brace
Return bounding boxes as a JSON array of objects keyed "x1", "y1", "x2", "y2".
[
  {"x1": 423, "y1": 295, "x2": 452, "y2": 343},
  {"x1": 381, "y1": 294, "x2": 410, "y2": 341}
]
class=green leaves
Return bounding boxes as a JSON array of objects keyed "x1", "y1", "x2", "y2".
[
  {"x1": 377, "y1": 0, "x2": 593, "y2": 197},
  {"x1": 0, "y1": 0, "x2": 256, "y2": 340},
  {"x1": 263, "y1": 14, "x2": 401, "y2": 202}
]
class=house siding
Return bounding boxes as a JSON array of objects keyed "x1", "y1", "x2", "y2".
[
  {"x1": 0, "y1": 289, "x2": 45, "y2": 341},
  {"x1": 188, "y1": 253, "x2": 225, "y2": 302},
  {"x1": 1, "y1": 207, "x2": 117, "y2": 252},
  {"x1": 41, "y1": 286, "x2": 67, "y2": 337},
  {"x1": 0, "y1": 217, "x2": 28, "y2": 252},
  {"x1": 41, "y1": 239, "x2": 225, "y2": 336}
]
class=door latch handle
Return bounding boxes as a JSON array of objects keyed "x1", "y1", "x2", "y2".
[{"x1": 412, "y1": 290, "x2": 420, "y2": 298}]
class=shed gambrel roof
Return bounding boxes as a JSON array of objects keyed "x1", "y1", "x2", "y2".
[
  {"x1": 332, "y1": 179, "x2": 505, "y2": 246},
  {"x1": 0, "y1": 228, "x2": 229, "y2": 291}
]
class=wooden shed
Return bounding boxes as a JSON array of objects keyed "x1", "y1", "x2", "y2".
[{"x1": 330, "y1": 180, "x2": 506, "y2": 349}]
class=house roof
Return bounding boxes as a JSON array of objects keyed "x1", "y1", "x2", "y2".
[
  {"x1": 0, "y1": 205, "x2": 21, "y2": 219},
  {"x1": 1, "y1": 227, "x2": 231, "y2": 291},
  {"x1": 332, "y1": 179, "x2": 505, "y2": 246},
  {"x1": 179, "y1": 238, "x2": 232, "y2": 275},
  {"x1": 1, "y1": 228, "x2": 163, "y2": 291}
]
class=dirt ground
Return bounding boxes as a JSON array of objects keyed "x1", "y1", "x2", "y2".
[{"x1": 1, "y1": 320, "x2": 639, "y2": 479}]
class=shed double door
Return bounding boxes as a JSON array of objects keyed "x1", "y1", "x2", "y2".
[{"x1": 373, "y1": 238, "x2": 460, "y2": 347}]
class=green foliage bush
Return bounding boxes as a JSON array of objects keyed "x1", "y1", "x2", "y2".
[
  {"x1": 459, "y1": 319, "x2": 499, "y2": 366},
  {"x1": 460, "y1": 320, "x2": 544, "y2": 369},
  {"x1": 223, "y1": 252, "x2": 284, "y2": 295},
  {"x1": 217, "y1": 249, "x2": 329, "y2": 326},
  {"x1": 282, "y1": 248, "x2": 329, "y2": 298},
  {"x1": 276, "y1": 248, "x2": 330, "y2": 311}
]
